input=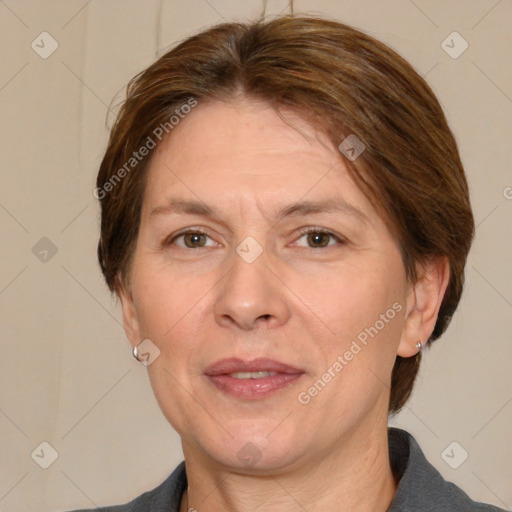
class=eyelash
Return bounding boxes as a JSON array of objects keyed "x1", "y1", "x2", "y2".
[
  {"x1": 165, "y1": 227, "x2": 345, "y2": 250},
  {"x1": 295, "y1": 227, "x2": 345, "y2": 248}
]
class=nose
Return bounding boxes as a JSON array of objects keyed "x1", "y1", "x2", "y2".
[{"x1": 213, "y1": 244, "x2": 291, "y2": 331}]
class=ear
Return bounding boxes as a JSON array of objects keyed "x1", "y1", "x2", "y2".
[
  {"x1": 398, "y1": 257, "x2": 450, "y2": 357},
  {"x1": 117, "y1": 273, "x2": 141, "y2": 350}
]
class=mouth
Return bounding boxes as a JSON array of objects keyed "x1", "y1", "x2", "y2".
[{"x1": 205, "y1": 358, "x2": 305, "y2": 400}]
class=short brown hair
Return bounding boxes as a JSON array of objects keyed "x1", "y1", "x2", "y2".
[{"x1": 96, "y1": 15, "x2": 474, "y2": 414}]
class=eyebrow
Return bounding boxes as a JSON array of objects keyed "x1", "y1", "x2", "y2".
[{"x1": 149, "y1": 197, "x2": 369, "y2": 224}]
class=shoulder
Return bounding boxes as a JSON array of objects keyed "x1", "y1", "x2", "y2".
[
  {"x1": 388, "y1": 428, "x2": 506, "y2": 511},
  {"x1": 66, "y1": 461, "x2": 187, "y2": 512}
]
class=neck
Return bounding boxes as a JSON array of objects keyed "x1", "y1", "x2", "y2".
[{"x1": 180, "y1": 424, "x2": 397, "y2": 512}]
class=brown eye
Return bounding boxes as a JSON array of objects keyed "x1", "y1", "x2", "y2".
[
  {"x1": 183, "y1": 232, "x2": 207, "y2": 248},
  {"x1": 167, "y1": 230, "x2": 216, "y2": 249},
  {"x1": 295, "y1": 229, "x2": 342, "y2": 249},
  {"x1": 307, "y1": 232, "x2": 331, "y2": 248}
]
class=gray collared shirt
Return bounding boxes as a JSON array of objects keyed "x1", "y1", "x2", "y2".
[{"x1": 70, "y1": 428, "x2": 507, "y2": 511}]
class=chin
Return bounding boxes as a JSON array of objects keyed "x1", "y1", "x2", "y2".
[
  {"x1": 179, "y1": 414, "x2": 309, "y2": 473},
  {"x1": 210, "y1": 439, "x2": 305, "y2": 475}
]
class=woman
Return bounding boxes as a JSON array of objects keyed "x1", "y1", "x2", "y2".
[{"x1": 77, "y1": 15, "x2": 505, "y2": 512}]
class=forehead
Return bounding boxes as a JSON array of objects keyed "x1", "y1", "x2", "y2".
[
  {"x1": 153, "y1": 98, "x2": 334, "y2": 170},
  {"x1": 142, "y1": 98, "x2": 376, "y2": 222}
]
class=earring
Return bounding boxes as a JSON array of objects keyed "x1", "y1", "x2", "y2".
[
  {"x1": 132, "y1": 343, "x2": 141, "y2": 361},
  {"x1": 415, "y1": 341, "x2": 423, "y2": 351}
]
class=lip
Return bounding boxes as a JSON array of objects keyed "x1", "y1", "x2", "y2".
[
  {"x1": 205, "y1": 357, "x2": 305, "y2": 400},
  {"x1": 205, "y1": 357, "x2": 303, "y2": 375}
]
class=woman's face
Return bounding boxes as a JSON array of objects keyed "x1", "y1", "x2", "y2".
[{"x1": 120, "y1": 98, "x2": 423, "y2": 472}]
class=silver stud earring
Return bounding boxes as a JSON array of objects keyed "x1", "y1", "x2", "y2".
[
  {"x1": 415, "y1": 341, "x2": 423, "y2": 350},
  {"x1": 132, "y1": 343, "x2": 142, "y2": 361}
]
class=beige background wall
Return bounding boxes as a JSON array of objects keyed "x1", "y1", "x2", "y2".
[{"x1": 0, "y1": 1, "x2": 510, "y2": 510}]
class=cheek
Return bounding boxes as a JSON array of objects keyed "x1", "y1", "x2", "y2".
[
  {"x1": 132, "y1": 268, "x2": 212, "y2": 427},
  {"x1": 131, "y1": 260, "x2": 210, "y2": 340},
  {"x1": 130, "y1": 260, "x2": 224, "y2": 392},
  {"x1": 305, "y1": 258, "x2": 404, "y2": 338},
  {"x1": 297, "y1": 252, "x2": 407, "y2": 388}
]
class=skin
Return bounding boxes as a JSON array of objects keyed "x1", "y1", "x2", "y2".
[{"x1": 119, "y1": 97, "x2": 449, "y2": 512}]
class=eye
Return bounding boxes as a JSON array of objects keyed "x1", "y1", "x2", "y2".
[
  {"x1": 164, "y1": 228, "x2": 343, "y2": 250},
  {"x1": 294, "y1": 228, "x2": 344, "y2": 249},
  {"x1": 166, "y1": 229, "x2": 217, "y2": 249}
]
